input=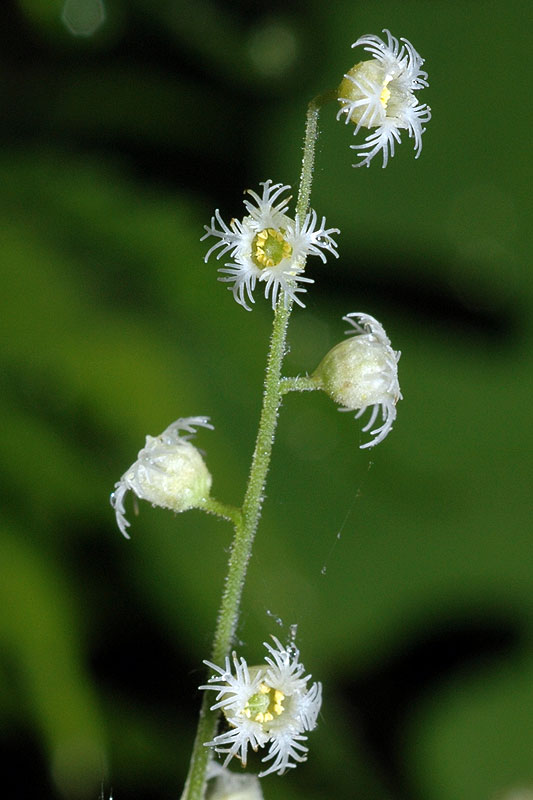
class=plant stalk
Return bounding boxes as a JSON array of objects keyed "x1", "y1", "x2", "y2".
[{"x1": 181, "y1": 90, "x2": 334, "y2": 800}]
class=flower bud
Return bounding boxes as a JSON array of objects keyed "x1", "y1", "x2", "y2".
[
  {"x1": 206, "y1": 763, "x2": 263, "y2": 800},
  {"x1": 110, "y1": 417, "x2": 213, "y2": 537},
  {"x1": 313, "y1": 313, "x2": 401, "y2": 448}
]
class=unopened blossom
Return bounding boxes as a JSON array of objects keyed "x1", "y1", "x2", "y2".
[
  {"x1": 200, "y1": 637, "x2": 322, "y2": 777},
  {"x1": 110, "y1": 417, "x2": 213, "y2": 538},
  {"x1": 206, "y1": 762, "x2": 264, "y2": 800},
  {"x1": 202, "y1": 180, "x2": 339, "y2": 311},
  {"x1": 313, "y1": 313, "x2": 401, "y2": 448},
  {"x1": 337, "y1": 30, "x2": 431, "y2": 167}
]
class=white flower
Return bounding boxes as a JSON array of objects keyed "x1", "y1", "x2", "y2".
[
  {"x1": 337, "y1": 29, "x2": 431, "y2": 167},
  {"x1": 202, "y1": 180, "x2": 339, "y2": 311},
  {"x1": 200, "y1": 637, "x2": 322, "y2": 777},
  {"x1": 313, "y1": 313, "x2": 402, "y2": 448},
  {"x1": 110, "y1": 417, "x2": 213, "y2": 538}
]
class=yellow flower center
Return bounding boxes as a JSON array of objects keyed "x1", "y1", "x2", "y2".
[
  {"x1": 251, "y1": 228, "x2": 292, "y2": 269},
  {"x1": 242, "y1": 682, "x2": 285, "y2": 724},
  {"x1": 380, "y1": 78, "x2": 392, "y2": 109}
]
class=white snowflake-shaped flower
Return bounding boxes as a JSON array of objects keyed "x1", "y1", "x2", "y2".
[
  {"x1": 337, "y1": 29, "x2": 431, "y2": 168},
  {"x1": 200, "y1": 637, "x2": 322, "y2": 777},
  {"x1": 110, "y1": 416, "x2": 213, "y2": 538},
  {"x1": 202, "y1": 180, "x2": 339, "y2": 311},
  {"x1": 313, "y1": 312, "x2": 402, "y2": 448}
]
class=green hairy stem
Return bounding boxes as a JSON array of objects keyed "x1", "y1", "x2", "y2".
[{"x1": 181, "y1": 91, "x2": 334, "y2": 800}]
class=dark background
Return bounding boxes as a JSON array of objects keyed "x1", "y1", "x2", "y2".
[{"x1": 1, "y1": 1, "x2": 532, "y2": 799}]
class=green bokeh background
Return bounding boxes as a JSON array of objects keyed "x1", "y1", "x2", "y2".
[{"x1": 1, "y1": 1, "x2": 532, "y2": 799}]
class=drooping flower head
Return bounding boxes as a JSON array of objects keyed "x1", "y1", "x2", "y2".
[
  {"x1": 202, "y1": 180, "x2": 339, "y2": 311},
  {"x1": 200, "y1": 637, "x2": 322, "y2": 777},
  {"x1": 313, "y1": 313, "x2": 401, "y2": 448},
  {"x1": 337, "y1": 30, "x2": 431, "y2": 167},
  {"x1": 110, "y1": 417, "x2": 213, "y2": 538}
]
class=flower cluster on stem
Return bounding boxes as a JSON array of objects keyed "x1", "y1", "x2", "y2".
[{"x1": 111, "y1": 29, "x2": 431, "y2": 800}]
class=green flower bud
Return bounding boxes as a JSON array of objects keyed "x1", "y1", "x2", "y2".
[
  {"x1": 206, "y1": 763, "x2": 263, "y2": 800},
  {"x1": 111, "y1": 417, "x2": 213, "y2": 537},
  {"x1": 314, "y1": 313, "x2": 401, "y2": 448}
]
